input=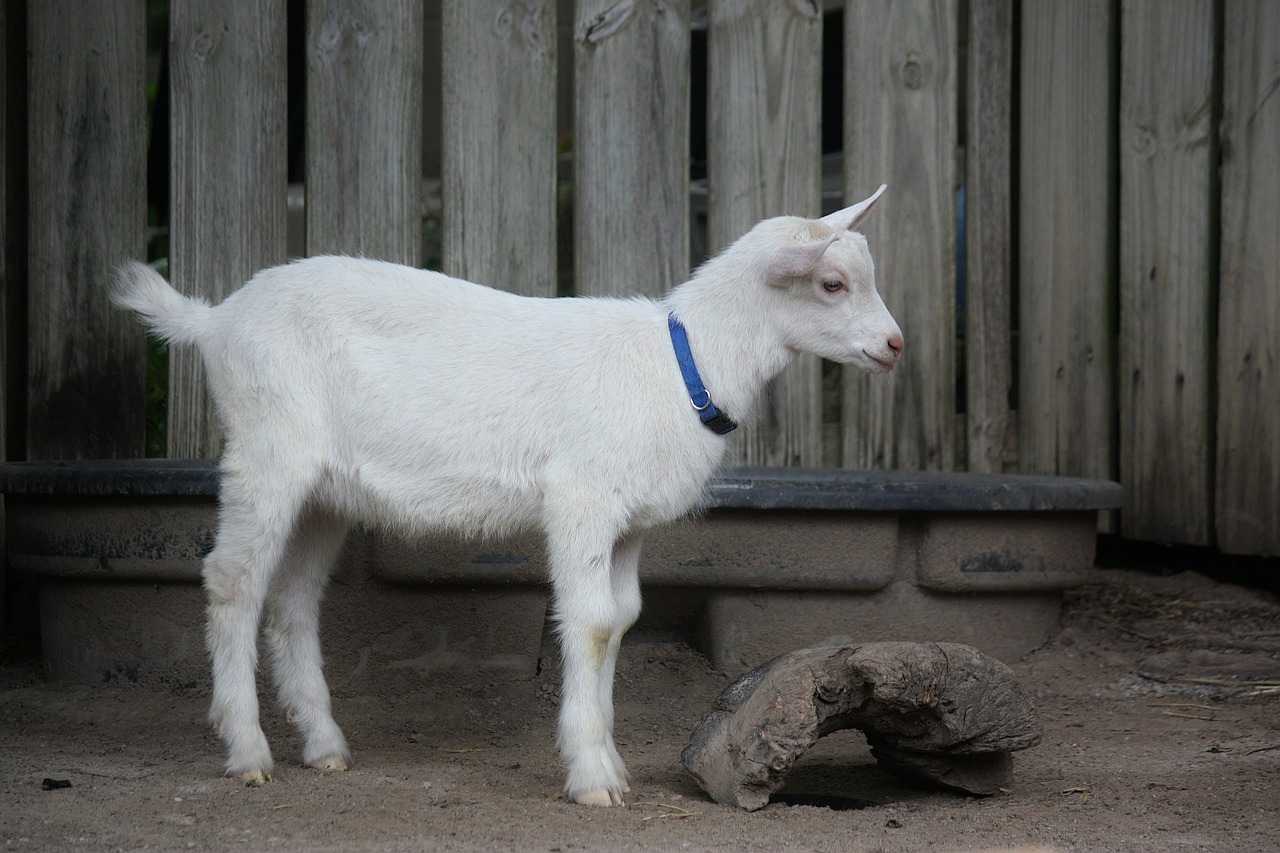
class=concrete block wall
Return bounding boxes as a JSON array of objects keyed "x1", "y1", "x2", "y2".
[{"x1": 2, "y1": 462, "x2": 1123, "y2": 686}]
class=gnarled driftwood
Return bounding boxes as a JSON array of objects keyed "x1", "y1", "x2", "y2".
[{"x1": 682, "y1": 642, "x2": 1041, "y2": 810}]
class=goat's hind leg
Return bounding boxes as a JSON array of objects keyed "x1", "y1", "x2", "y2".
[
  {"x1": 265, "y1": 506, "x2": 351, "y2": 772},
  {"x1": 203, "y1": 496, "x2": 299, "y2": 785}
]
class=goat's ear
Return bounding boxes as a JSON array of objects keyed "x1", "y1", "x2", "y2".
[
  {"x1": 818, "y1": 184, "x2": 887, "y2": 232},
  {"x1": 767, "y1": 233, "x2": 840, "y2": 281}
]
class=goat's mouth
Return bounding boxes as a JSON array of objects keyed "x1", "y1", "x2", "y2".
[{"x1": 862, "y1": 350, "x2": 898, "y2": 372}]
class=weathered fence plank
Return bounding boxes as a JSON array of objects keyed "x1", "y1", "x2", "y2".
[
  {"x1": 1119, "y1": 0, "x2": 1216, "y2": 545},
  {"x1": 442, "y1": 0, "x2": 556, "y2": 295},
  {"x1": 1216, "y1": 1, "x2": 1280, "y2": 556},
  {"x1": 27, "y1": 0, "x2": 147, "y2": 459},
  {"x1": 168, "y1": 0, "x2": 288, "y2": 459},
  {"x1": 964, "y1": 0, "x2": 1014, "y2": 474},
  {"x1": 1, "y1": 0, "x2": 8, "y2": 464},
  {"x1": 574, "y1": 0, "x2": 691, "y2": 297},
  {"x1": 1017, "y1": 0, "x2": 1116, "y2": 483},
  {"x1": 843, "y1": 0, "x2": 958, "y2": 471},
  {"x1": 1, "y1": 0, "x2": 8, "y2": 633},
  {"x1": 306, "y1": 0, "x2": 423, "y2": 263},
  {"x1": 707, "y1": 0, "x2": 823, "y2": 467}
]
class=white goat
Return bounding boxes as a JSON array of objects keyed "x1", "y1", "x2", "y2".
[{"x1": 113, "y1": 186, "x2": 902, "y2": 806}]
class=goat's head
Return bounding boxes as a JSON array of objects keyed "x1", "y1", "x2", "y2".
[{"x1": 761, "y1": 185, "x2": 903, "y2": 373}]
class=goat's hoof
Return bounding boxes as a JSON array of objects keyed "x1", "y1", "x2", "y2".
[
  {"x1": 230, "y1": 768, "x2": 272, "y2": 786},
  {"x1": 307, "y1": 754, "x2": 349, "y2": 772},
  {"x1": 569, "y1": 787, "x2": 624, "y2": 807}
]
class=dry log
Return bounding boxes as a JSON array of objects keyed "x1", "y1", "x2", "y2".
[{"x1": 682, "y1": 642, "x2": 1041, "y2": 810}]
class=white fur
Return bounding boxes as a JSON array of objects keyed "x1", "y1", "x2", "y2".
[{"x1": 112, "y1": 188, "x2": 901, "y2": 804}]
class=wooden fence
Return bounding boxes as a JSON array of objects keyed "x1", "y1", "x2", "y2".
[{"x1": 2, "y1": 0, "x2": 1277, "y2": 557}]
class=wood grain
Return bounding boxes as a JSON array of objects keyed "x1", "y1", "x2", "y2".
[
  {"x1": 27, "y1": 0, "x2": 147, "y2": 459},
  {"x1": 963, "y1": 0, "x2": 1014, "y2": 474},
  {"x1": 843, "y1": 0, "x2": 958, "y2": 472},
  {"x1": 168, "y1": 0, "x2": 288, "y2": 458},
  {"x1": 1017, "y1": 0, "x2": 1116, "y2": 482},
  {"x1": 306, "y1": 0, "x2": 423, "y2": 263},
  {"x1": 573, "y1": 0, "x2": 691, "y2": 297},
  {"x1": 442, "y1": 0, "x2": 557, "y2": 296},
  {"x1": 1, "y1": 0, "x2": 7, "y2": 632},
  {"x1": 1119, "y1": 0, "x2": 1216, "y2": 544},
  {"x1": 1216, "y1": 1, "x2": 1280, "y2": 556},
  {"x1": 707, "y1": 0, "x2": 823, "y2": 466},
  {"x1": 1, "y1": 0, "x2": 7, "y2": 462}
]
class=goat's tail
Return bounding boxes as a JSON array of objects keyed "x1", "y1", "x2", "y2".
[{"x1": 111, "y1": 262, "x2": 213, "y2": 346}]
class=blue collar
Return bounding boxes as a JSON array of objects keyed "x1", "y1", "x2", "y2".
[{"x1": 667, "y1": 314, "x2": 738, "y2": 435}]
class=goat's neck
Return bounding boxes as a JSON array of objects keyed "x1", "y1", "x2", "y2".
[{"x1": 662, "y1": 285, "x2": 792, "y2": 427}]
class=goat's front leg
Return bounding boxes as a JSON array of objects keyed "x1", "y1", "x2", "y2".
[
  {"x1": 596, "y1": 536, "x2": 643, "y2": 787},
  {"x1": 547, "y1": 523, "x2": 637, "y2": 806}
]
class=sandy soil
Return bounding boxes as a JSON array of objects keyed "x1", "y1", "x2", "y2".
[{"x1": 2, "y1": 567, "x2": 1278, "y2": 852}]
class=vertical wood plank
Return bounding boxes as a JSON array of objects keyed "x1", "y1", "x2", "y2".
[
  {"x1": 1119, "y1": 0, "x2": 1215, "y2": 544},
  {"x1": 1216, "y1": 1, "x2": 1280, "y2": 556},
  {"x1": 169, "y1": 0, "x2": 288, "y2": 458},
  {"x1": 27, "y1": 0, "x2": 147, "y2": 459},
  {"x1": 442, "y1": 0, "x2": 556, "y2": 295},
  {"x1": 843, "y1": 0, "x2": 958, "y2": 471},
  {"x1": 1018, "y1": 0, "x2": 1116, "y2": 481},
  {"x1": 707, "y1": 0, "x2": 822, "y2": 467},
  {"x1": 1, "y1": 0, "x2": 8, "y2": 633},
  {"x1": 574, "y1": 0, "x2": 691, "y2": 297},
  {"x1": 1, "y1": 0, "x2": 8, "y2": 464},
  {"x1": 964, "y1": 0, "x2": 1014, "y2": 473},
  {"x1": 307, "y1": 0, "x2": 423, "y2": 263}
]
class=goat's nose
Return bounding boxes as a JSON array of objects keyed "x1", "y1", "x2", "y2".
[{"x1": 887, "y1": 331, "x2": 904, "y2": 356}]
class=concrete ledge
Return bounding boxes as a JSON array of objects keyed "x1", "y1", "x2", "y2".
[
  {"x1": 6, "y1": 497, "x2": 213, "y2": 581},
  {"x1": 374, "y1": 511, "x2": 900, "y2": 592},
  {"x1": 708, "y1": 466, "x2": 1122, "y2": 512},
  {"x1": 1, "y1": 459, "x2": 1123, "y2": 509},
  {"x1": 911, "y1": 513, "x2": 1101, "y2": 593},
  {"x1": 699, "y1": 586, "x2": 1066, "y2": 671},
  {"x1": 2, "y1": 461, "x2": 1122, "y2": 682}
]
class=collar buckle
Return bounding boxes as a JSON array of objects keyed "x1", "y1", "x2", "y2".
[{"x1": 668, "y1": 314, "x2": 739, "y2": 435}]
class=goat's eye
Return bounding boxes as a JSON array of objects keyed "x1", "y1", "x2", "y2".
[{"x1": 822, "y1": 280, "x2": 845, "y2": 294}]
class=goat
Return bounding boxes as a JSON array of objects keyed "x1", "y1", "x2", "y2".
[{"x1": 113, "y1": 186, "x2": 902, "y2": 806}]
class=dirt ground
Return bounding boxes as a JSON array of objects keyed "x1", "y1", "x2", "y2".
[{"x1": 2, "y1": 567, "x2": 1278, "y2": 852}]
